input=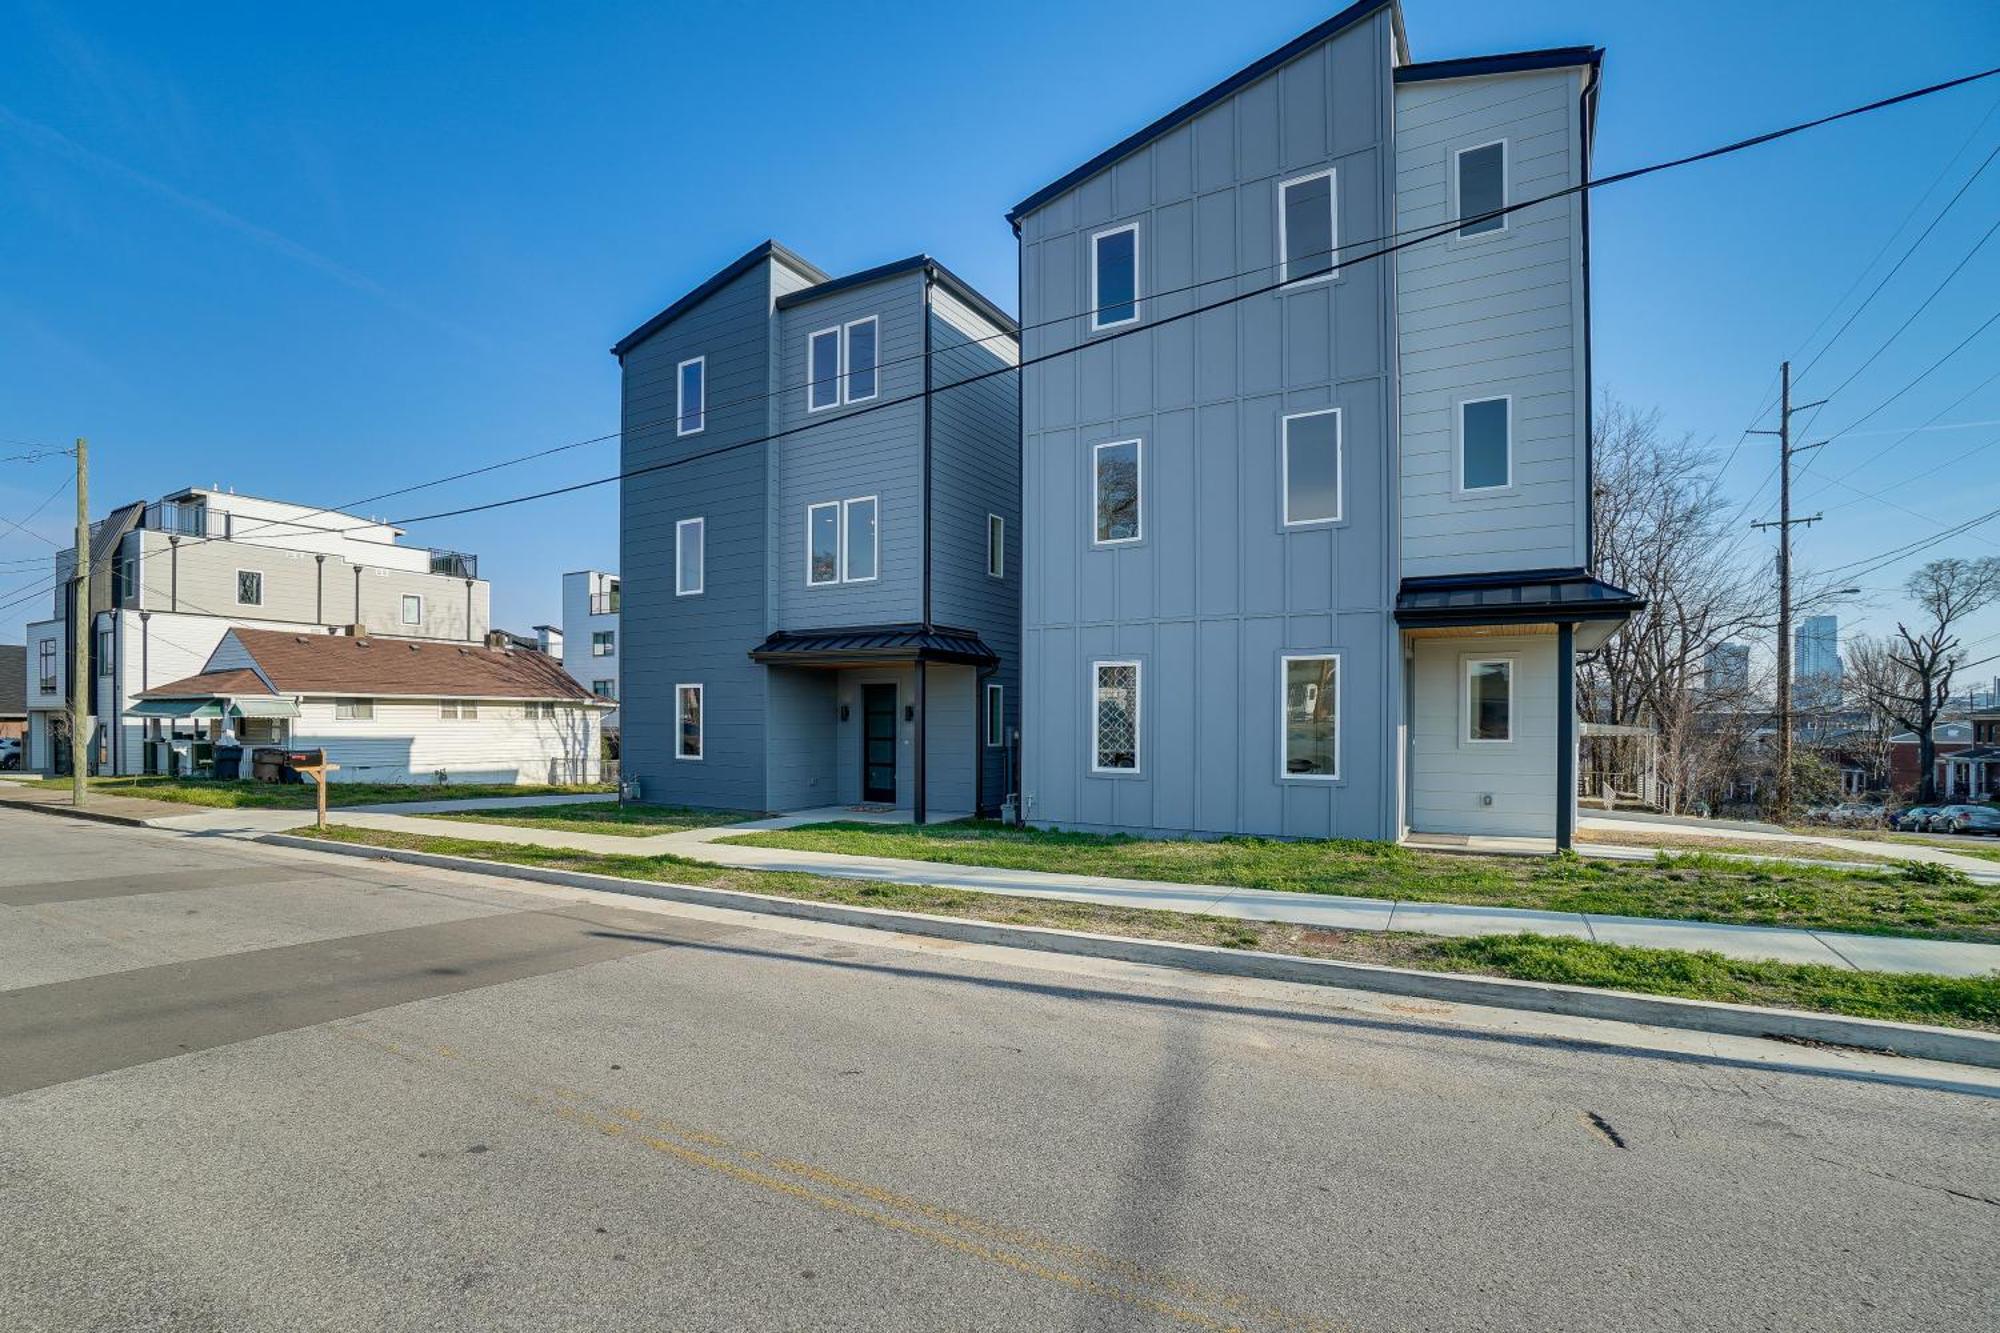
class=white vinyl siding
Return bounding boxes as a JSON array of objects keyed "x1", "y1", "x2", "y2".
[
  {"x1": 1281, "y1": 409, "x2": 1342, "y2": 525},
  {"x1": 676, "y1": 517, "x2": 705, "y2": 596},
  {"x1": 1089, "y1": 224, "x2": 1140, "y2": 331},
  {"x1": 286, "y1": 695, "x2": 600, "y2": 785},
  {"x1": 676, "y1": 357, "x2": 705, "y2": 435},
  {"x1": 1278, "y1": 168, "x2": 1338, "y2": 284}
]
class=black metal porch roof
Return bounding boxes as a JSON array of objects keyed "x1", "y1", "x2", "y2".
[
  {"x1": 1394, "y1": 567, "x2": 1646, "y2": 627},
  {"x1": 749, "y1": 623, "x2": 999, "y2": 668}
]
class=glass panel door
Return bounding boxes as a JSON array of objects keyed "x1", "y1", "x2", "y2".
[{"x1": 862, "y1": 684, "x2": 897, "y2": 804}]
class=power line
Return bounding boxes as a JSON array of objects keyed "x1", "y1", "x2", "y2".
[{"x1": 0, "y1": 474, "x2": 72, "y2": 549}]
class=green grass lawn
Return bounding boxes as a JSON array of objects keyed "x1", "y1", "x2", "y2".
[
  {"x1": 291, "y1": 825, "x2": 2000, "y2": 1032},
  {"x1": 417, "y1": 801, "x2": 755, "y2": 836},
  {"x1": 28, "y1": 776, "x2": 613, "y2": 810},
  {"x1": 720, "y1": 820, "x2": 2000, "y2": 943}
]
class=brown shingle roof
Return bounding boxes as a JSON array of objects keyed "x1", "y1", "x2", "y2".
[
  {"x1": 141, "y1": 668, "x2": 274, "y2": 699},
  {"x1": 224, "y1": 629, "x2": 596, "y2": 702}
]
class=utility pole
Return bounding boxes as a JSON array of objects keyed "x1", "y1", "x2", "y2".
[
  {"x1": 1749, "y1": 363, "x2": 1825, "y2": 821},
  {"x1": 69, "y1": 437, "x2": 90, "y2": 807}
]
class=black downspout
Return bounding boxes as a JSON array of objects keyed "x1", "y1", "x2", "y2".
[
  {"x1": 1013, "y1": 236, "x2": 1028, "y2": 826},
  {"x1": 353, "y1": 566, "x2": 362, "y2": 627},
  {"x1": 465, "y1": 578, "x2": 475, "y2": 641},
  {"x1": 139, "y1": 611, "x2": 150, "y2": 775},
  {"x1": 1579, "y1": 55, "x2": 1600, "y2": 572},
  {"x1": 915, "y1": 266, "x2": 935, "y2": 826},
  {"x1": 315, "y1": 554, "x2": 325, "y2": 623},
  {"x1": 1557, "y1": 621, "x2": 1576, "y2": 851},
  {"x1": 169, "y1": 535, "x2": 180, "y2": 612}
]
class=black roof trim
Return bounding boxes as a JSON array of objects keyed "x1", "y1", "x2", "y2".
[
  {"x1": 1393, "y1": 45, "x2": 1602, "y2": 85},
  {"x1": 749, "y1": 622, "x2": 998, "y2": 667},
  {"x1": 776, "y1": 255, "x2": 1019, "y2": 335},
  {"x1": 1394, "y1": 567, "x2": 1645, "y2": 626},
  {"x1": 1006, "y1": 0, "x2": 1391, "y2": 229},
  {"x1": 610, "y1": 239, "x2": 829, "y2": 359}
]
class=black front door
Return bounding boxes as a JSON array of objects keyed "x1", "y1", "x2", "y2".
[{"x1": 862, "y1": 684, "x2": 897, "y2": 803}]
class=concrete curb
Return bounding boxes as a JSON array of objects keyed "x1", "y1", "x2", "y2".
[
  {"x1": 262, "y1": 832, "x2": 2000, "y2": 1070},
  {"x1": 0, "y1": 797, "x2": 157, "y2": 828}
]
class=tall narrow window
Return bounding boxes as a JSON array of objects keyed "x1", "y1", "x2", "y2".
[
  {"x1": 37, "y1": 638, "x2": 56, "y2": 692},
  {"x1": 843, "y1": 497, "x2": 878, "y2": 582},
  {"x1": 807, "y1": 502, "x2": 840, "y2": 585},
  {"x1": 236, "y1": 570, "x2": 263, "y2": 606},
  {"x1": 97, "y1": 626, "x2": 113, "y2": 676},
  {"x1": 844, "y1": 317, "x2": 878, "y2": 402},
  {"x1": 677, "y1": 356, "x2": 705, "y2": 435},
  {"x1": 1279, "y1": 169, "x2": 1337, "y2": 283},
  {"x1": 987, "y1": 514, "x2": 1005, "y2": 578},
  {"x1": 1282, "y1": 409, "x2": 1342, "y2": 525},
  {"x1": 985, "y1": 683, "x2": 1004, "y2": 748},
  {"x1": 808, "y1": 328, "x2": 841, "y2": 411},
  {"x1": 1090, "y1": 224, "x2": 1139, "y2": 330},
  {"x1": 1281, "y1": 655, "x2": 1339, "y2": 778},
  {"x1": 402, "y1": 594, "x2": 422, "y2": 625},
  {"x1": 1091, "y1": 661, "x2": 1140, "y2": 773},
  {"x1": 676, "y1": 516, "x2": 705, "y2": 595},
  {"x1": 1455, "y1": 140, "x2": 1507, "y2": 237},
  {"x1": 1459, "y1": 396, "x2": 1512, "y2": 491},
  {"x1": 1466, "y1": 658, "x2": 1513, "y2": 742},
  {"x1": 1092, "y1": 439, "x2": 1142, "y2": 544},
  {"x1": 676, "y1": 684, "x2": 703, "y2": 759}
]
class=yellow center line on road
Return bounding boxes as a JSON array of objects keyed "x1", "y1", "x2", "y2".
[{"x1": 334, "y1": 1025, "x2": 1348, "y2": 1331}]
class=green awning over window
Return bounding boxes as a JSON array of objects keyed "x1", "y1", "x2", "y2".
[
  {"x1": 130, "y1": 698, "x2": 225, "y2": 719},
  {"x1": 230, "y1": 697, "x2": 300, "y2": 719}
]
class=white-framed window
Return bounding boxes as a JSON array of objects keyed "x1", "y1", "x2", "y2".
[
  {"x1": 1454, "y1": 139, "x2": 1508, "y2": 238},
  {"x1": 592, "y1": 629, "x2": 615, "y2": 657},
  {"x1": 844, "y1": 316, "x2": 878, "y2": 403},
  {"x1": 335, "y1": 698, "x2": 374, "y2": 720},
  {"x1": 676, "y1": 683, "x2": 703, "y2": 760},
  {"x1": 1458, "y1": 395, "x2": 1512, "y2": 492},
  {"x1": 1280, "y1": 654, "x2": 1340, "y2": 780},
  {"x1": 37, "y1": 638, "x2": 56, "y2": 692},
  {"x1": 1281, "y1": 408, "x2": 1342, "y2": 525},
  {"x1": 440, "y1": 700, "x2": 480, "y2": 720},
  {"x1": 1091, "y1": 439, "x2": 1142, "y2": 545},
  {"x1": 1089, "y1": 223, "x2": 1140, "y2": 331},
  {"x1": 986, "y1": 513, "x2": 1005, "y2": 578},
  {"x1": 1465, "y1": 657, "x2": 1513, "y2": 743},
  {"x1": 676, "y1": 356, "x2": 705, "y2": 436},
  {"x1": 1090, "y1": 660, "x2": 1140, "y2": 773},
  {"x1": 401, "y1": 593, "x2": 422, "y2": 625},
  {"x1": 1278, "y1": 168, "x2": 1338, "y2": 284},
  {"x1": 592, "y1": 678, "x2": 616, "y2": 700},
  {"x1": 806, "y1": 497, "x2": 877, "y2": 585},
  {"x1": 676, "y1": 516, "x2": 705, "y2": 595},
  {"x1": 96, "y1": 625, "x2": 113, "y2": 676},
  {"x1": 808, "y1": 327, "x2": 841, "y2": 411},
  {"x1": 530, "y1": 701, "x2": 557, "y2": 719},
  {"x1": 236, "y1": 569, "x2": 263, "y2": 606},
  {"x1": 985, "y1": 682, "x2": 1004, "y2": 748}
]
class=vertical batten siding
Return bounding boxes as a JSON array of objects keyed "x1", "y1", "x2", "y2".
[
  {"x1": 1393, "y1": 67, "x2": 1589, "y2": 576},
  {"x1": 290, "y1": 698, "x2": 602, "y2": 785},
  {"x1": 1018, "y1": 10, "x2": 1399, "y2": 839}
]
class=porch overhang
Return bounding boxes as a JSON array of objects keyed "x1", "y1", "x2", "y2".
[
  {"x1": 749, "y1": 623, "x2": 999, "y2": 669},
  {"x1": 1394, "y1": 568, "x2": 1644, "y2": 652},
  {"x1": 129, "y1": 697, "x2": 225, "y2": 719}
]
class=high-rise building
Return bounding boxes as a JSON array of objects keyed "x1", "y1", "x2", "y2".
[
  {"x1": 1795, "y1": 615, "x2": 1841, "y2": 684},
  {"x1": 1704, "y1": 642, "x2": 1750, "y2": 695}
]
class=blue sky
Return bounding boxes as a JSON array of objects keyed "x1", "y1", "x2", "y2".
[{"x1": 3, "y1": 0, "x2": 1998, "y2": 684}]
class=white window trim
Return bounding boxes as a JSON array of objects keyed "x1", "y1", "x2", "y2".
[
  {"x1": 806, "y1": 326, "x2": 842, "y2": 412},
  {"x1": 401, "y1": 593, "x2": 423, "y2": 626},
  {"x1": 335, "y1": 697, "x2": 374, "y2": 720},
  {"x1": 842, "y1": 495, "x2": 879, "y2": 584},
  {"x1": 805, "y1": 501, "x2": 841, "y2": 586},
  {"x1": 1455, "y1": 393, "x2": 1515, "y2": 495},
  {"x1": 1277, "y1": 167, "x2": 1339, "y2": 286},
  {"x1": 235, "y1": 569, "x2": 263, "y2": 606},
  {"x1": 843, "y1": 316, "x2": 879, "y2": 404},
  {"x1": 986, "y1": 513, "x2": 1005, "y2": 578},
  {"x1": 1278, "y1": 653, "x2": 1342, "y2": 782},
  {"x1": 440, "y1": 700, "x2": 479, "y2": 720},
  {"x1": 676, "y1": 516, "x2": 705, "y2": 596},
  {"x1": 676, "y1": 356, "x2": 706, "y2": 437},
  {"x1": 676, "y1": 683, "x2": 704, "y2": 761},
  {"x1": 1091, "y1": 438, "x2": 1144, "y2": 547},
  {"x1": 1452, "y1": 138, "x2": 1510, "y2": 240},
  {"x1": 1088, "y1": 223, "x2": 1141, "y2": 332},
  {"x1": 1089, "y1": 659, "x2": 1142, "y2": 775},
  {"x1": 1280, "y1": 407, "x2": 1343, "y2": 526},
  {"x1": 985, "y1": 682, "x2": 1004, "y2": 748},
  {"x1": 1464, "y1": 656, "x2": 1515, "y2": 745}
]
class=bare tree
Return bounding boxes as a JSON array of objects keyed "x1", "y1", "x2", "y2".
[
  {"x1": 1846, "y1": 558, "x2": 2000, "y2": 802},
  {"x1": 1580, "y1": 397, "x2": 1766, "y2": 812}
]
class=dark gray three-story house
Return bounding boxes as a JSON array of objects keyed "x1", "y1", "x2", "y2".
[
  {"x1": 1009, "y1": 2, "x2": 1639, "y2": 844},
  {"x1": 613, "y1": 243, "x2": 1020, "y2": 819}
]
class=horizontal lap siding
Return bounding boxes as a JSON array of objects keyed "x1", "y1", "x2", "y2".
[
  {"x1": 292, "y1": 698, "x2": 601, "y2": 785},
  {"x1": 1017, "y1": 10, "x2": 1398, "y2": 839},
  {"x1": 1408, "y1": 635, "x2": 1558, "y2": 836},
  {"x1": 1394, "y1": 68, "x2": 1588, "y2": 577}
]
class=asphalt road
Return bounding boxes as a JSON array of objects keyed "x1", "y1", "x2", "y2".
[{"x1": 2, "y1": 809, "x2": 1996, "y2": 1332}]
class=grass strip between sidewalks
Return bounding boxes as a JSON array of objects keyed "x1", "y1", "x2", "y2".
[
  {"x1": 294, "y1": 824, "x2": 2000, "y2": 1032},
  {"x1": 27, "y1": 776, "x2": 614, "y2": 810},
  {"x1": 416, "y1": 801, "x2": 756, "y2": 836}
]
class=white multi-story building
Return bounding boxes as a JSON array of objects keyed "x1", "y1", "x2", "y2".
[
  {"x1": 22, "y1": 485, "x2": 491, "y2": 776},
  {"x1": 560, "y1": 569, "x2": 619, "y2": 733}
]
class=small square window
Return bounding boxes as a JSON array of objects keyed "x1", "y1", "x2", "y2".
[
  {"x1": 1460, "y1": 397, "x2": 1512, "y2": 492},
  {"x1": 1090, "y1": 225, "x2": 1139, "y2": 330},
  {"x1": 677, "y1": 357, "x2": 705, "y2": 436},
  {"x1": 1279, "y1": 169, "x2": 1337, "y2": 283},
  {"x1": 677, "y1": 684, "x2": 703, "y2": 760},
  {"x1": 987, "y1": 514, "x2": 1005, "y2": 578},
  {"x1": 1466, "y1": 658, "x2": 1513, "y2": 742},
  {"x1": 1092, "y1": 440, "x2": 1142, "y2": 544},
  {"x1": 401, "y1": 594, "x2": 422, "y2": 625},
  {"x1": 1455, "y1": 140, "x2": 1507, "y2": 237},
  {"x1": 236, "y1": 570, "x2": 263, "y2": 606}
]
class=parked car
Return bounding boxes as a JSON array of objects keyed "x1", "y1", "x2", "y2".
[
  {"x1": 1827, "y1": 802, "x2": 1884, "y2": 827},
  {"x1": 1894, "y1": 805, "x2": 1943, "y2": 832},
  {"x1": 1928, "y1": 805, "x2": 2000, "y2": 836},
  {"x1": 0, "y1": 737, "x2": 19, "y2": 770}
]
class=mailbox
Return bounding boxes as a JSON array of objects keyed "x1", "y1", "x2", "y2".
[{"x1": 283, "y1": 749, "x2": 326, "y2": 769}]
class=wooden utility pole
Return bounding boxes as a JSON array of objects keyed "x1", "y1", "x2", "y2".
[
  {"x1": 1749, "y1": 363, "x2": 1825, "y2": 821},
  {"x1": 69, "y1": 437, "x2": 89, "y2": 807}
]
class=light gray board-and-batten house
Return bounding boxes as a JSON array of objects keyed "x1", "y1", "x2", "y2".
[
  {"x1": 611, "y1": 244, "x2": 1021, "y2": 820},
  {"x1": 1008, "y1": 1, "x2": 1640, "y2": 844}
]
